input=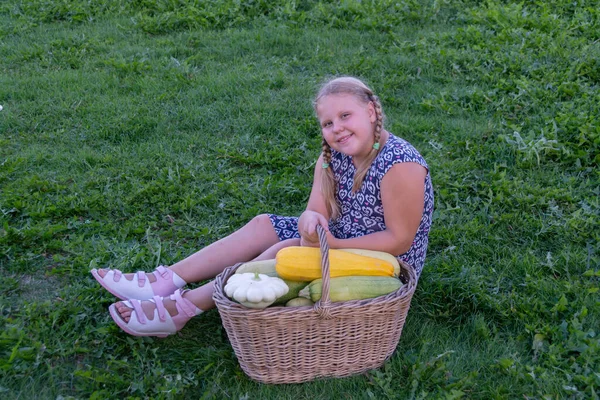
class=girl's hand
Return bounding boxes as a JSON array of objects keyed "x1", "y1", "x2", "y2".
[
  {"x1": 300, "y1": 236, "x2": 318, "y2": 247},
  {"x1": 298, "y1": 210, "x2": 329, "y2": 247}
]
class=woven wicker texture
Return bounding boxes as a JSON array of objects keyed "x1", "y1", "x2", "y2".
[{"x1": 213, "y1": 225, "x2": 417, "y2": 384}]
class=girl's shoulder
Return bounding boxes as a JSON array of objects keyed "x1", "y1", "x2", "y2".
[
  {"x1": 376, "y1": 133, "x2": 429, "y2": 173},
  {"x1": 329, "y1": 133, "x2": 429, "y2": 174}
]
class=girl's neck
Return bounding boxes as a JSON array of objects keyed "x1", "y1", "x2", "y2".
[{"x1": 352, "y1": 130, "x2": 390, "y2": 167}]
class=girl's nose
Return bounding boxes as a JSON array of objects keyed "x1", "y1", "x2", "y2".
[{"x1": 332, "y1": 121, "x2": 343, "y2": 133}]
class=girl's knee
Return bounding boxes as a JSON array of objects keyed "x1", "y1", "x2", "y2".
[
  {"x1": 245, "y1": 214, "x2": 280, "y2": 245},
  {"x1": 249, "y1": 214, "x2": 274, "y2": 231}
]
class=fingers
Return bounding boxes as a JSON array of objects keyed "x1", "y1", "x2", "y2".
[
  {"x1": 317, "y1": 215, "x2": 330, "y2": 232},
  {"x1": 300, "y1": 237, "x2": 318, "y2": 248},
  {"x1": 299, "y1": 210, "x2": 329, "y2": 246},
  {"x1": 310, "y1": 213, "x2": 329, "y2": 232}
]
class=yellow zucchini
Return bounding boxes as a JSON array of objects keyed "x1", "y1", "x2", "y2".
[
  {"x1": 275, "y1": 246, "x2": 395, "y2": 282},
  {"x1": 339, "y1": 248, "x2": 400, "y2": 277}
]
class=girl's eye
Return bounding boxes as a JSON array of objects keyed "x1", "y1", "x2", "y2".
[
  {"x1": 341, "y1": 113, "x2": 350, "y2": 119},
  {"x1": 323, "y1": 121, "x2": 332, "y2": 128}
]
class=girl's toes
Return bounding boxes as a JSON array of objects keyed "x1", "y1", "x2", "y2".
[
  {"x1": 115, "y1": 302, "x2": 132, "y2": 321},
  {"x1": 108, "y1": 289, "x2": 201, "y2": 337}
]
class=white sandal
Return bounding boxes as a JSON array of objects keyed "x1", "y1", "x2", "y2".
[
  {"x1": 91, "y1": 265, "x2": 186, "y2": 300},
  {"x1": 108, "y1": 289, "x2": 202, "y2": 337}
]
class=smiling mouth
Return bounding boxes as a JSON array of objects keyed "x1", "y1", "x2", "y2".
[{"x1": 338, "y1": 134, "x2": 353, "y2": 144}]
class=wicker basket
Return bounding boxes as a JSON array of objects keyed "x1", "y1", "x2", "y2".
[{"x1": 213, "y1": 225, "x2": 417, "y2": 384}]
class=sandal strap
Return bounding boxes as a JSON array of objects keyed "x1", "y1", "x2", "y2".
[
  {"x1": 108, "y1": 269, "x2": 153, "y2": 288},
  {"x1": 126, "y1": 299, "x2": 148, "y2": 325},
  {"x1": 112, "y1": 269, "x2": 123, "y2": 281},
  {"x1": 153, "y1": 295, "x2": 168, "y2": 322},
  {"x1": 170, "y1": 289, "x2": 199, "y2": 318},
  {"x1": 123, "y1": 296, "x2": 168, "y2": 325},
  {"x1": 136, "y1": 271, "x2": 147, "y2": 287},
  {"x1": 154, "y1": 265, "x2": 170, "y2": 279}
]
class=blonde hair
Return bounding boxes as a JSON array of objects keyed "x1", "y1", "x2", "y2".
[{"x1": 314, "y1": 76, "x2": 385, "y2": 220}]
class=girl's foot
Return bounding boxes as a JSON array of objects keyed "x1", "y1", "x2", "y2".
[
  {"x1": 91, "y1": 266, "x2": 186, "y2": 300},
  {"x1": 109, "y1": 289, "x2": 202, "y2": 337}
]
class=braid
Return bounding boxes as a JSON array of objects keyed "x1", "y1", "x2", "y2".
[
  {"x1": 320, "y1": 138, "x2": 341, "y2": 219},
  {"x1": 372, "y1": 95, "x2": 383, "y2": 145},
  {"x1": 321, "y1": 137, "x2": 331, "y2": 165},
  {"x1": 351, "y1": 94, "x2": 384, "y2": 192}
]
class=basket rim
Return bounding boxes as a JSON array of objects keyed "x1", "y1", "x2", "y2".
[{"x1": 213, "y1": 259, "x2": 417, "y2": 317}]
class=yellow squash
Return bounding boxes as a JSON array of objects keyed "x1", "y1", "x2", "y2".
[
  {"x1": 275, "y1": 246, "x2": 395, "y2": 282},
  {"x1": 339, "y1": 248, "x2": 400, "y2": 277}
]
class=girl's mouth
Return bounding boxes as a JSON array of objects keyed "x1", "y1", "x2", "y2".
[{"x1": 338, "y1": 134, "x2": 353, "y2": 144}]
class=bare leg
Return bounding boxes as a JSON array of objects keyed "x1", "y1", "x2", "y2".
[
  {"x1": 182, "y1": 237, "x2": 300, "y2": 309},
  {"x1": 114, "y1": 237, "x2": 301, "y2": 324},
  {"x1": 169, "y1": 214, "x2": 287, "y2": 282},
  {"x1": 98, "y1": 214, "x2": 282, "y2": 284}
]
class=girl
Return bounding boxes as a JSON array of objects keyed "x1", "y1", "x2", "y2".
[{"x1": 92, "y1": 76, "x2": 434, "y2": 337}]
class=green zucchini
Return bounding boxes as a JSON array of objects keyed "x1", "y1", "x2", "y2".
[
  {"x1": 272, "y1": 280, "x2": 309, "y2": 305},
  {"x1": 298, "y1": 276, "x2": 402, "y2": 302},
  {"x1": 235, "y1": 259, "x2": 277, "y2": 277},
  {"x1": 285, "y1": 297, "x2": 315, "y2": 307}
]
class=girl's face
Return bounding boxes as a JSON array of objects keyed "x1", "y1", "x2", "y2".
[{"x1": 316, "y1": 93, "x2": 377, "y2": 165}]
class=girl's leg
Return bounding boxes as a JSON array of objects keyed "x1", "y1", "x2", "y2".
[
  {"x1": 168, "y1": 214, "x2": 285, "y2": 282},
  {"x1": 97, "y1": 214, "x2": 282, "y2": 285},
  {"x1": 112, "y1": 237, "x2": 301, "y2": 327}
]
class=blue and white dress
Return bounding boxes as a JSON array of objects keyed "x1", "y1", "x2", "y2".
[{"x1": 269, "y1": 133, "x2": 434, "y2": 278}]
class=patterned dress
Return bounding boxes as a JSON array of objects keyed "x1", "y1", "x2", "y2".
[{"x1": 269, "y1": 133, "x2": 434, "y2": 277}]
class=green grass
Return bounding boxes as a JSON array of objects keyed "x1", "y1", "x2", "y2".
[{"x1": 1, "y1": 0, "x2": 598, "y2": 398}]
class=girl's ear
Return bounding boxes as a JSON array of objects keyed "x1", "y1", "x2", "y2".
[{"x1": 368, "y1": 101, "x2": 377, "y2": 123}]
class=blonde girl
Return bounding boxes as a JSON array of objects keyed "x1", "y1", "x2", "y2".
[{"x1": 92, "y1": 76, "x2": 434, "y2": 337}]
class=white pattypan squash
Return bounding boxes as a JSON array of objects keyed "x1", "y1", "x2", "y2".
[{"x1": 224, "y1": 272, "x2": 289, "y2": 309}]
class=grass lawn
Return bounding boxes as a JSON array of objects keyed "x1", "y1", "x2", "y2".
[{"x1": 0, "y1": 0, "x2": 598, "y2": 399}]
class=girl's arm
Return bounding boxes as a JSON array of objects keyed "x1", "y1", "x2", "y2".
[
  {"x1": 326, "y1": 162, "x2": 426, "y2": 255},
  {"x1": 298, "y1": 154, "x2": 330, "y2": 246}
]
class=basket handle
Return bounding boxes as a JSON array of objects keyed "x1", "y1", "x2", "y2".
[{"x1": 313, "y1": 224, "x2": 333, "y2": 319}]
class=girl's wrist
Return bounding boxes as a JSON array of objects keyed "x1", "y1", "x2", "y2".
[{"x1": 326, "y1": 231, "x2": 339, "y2": 248}]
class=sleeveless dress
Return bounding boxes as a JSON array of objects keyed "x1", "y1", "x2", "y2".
[{"x1": 268, "y1": 133, "x2": 434, "y2": 277}]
